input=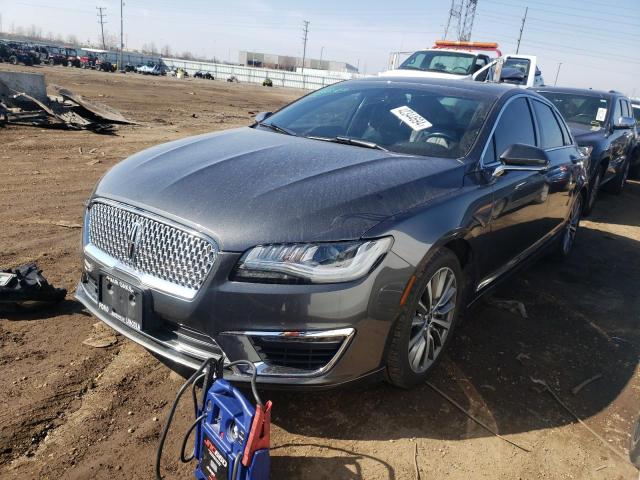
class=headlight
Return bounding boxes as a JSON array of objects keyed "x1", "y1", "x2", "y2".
[{"x1": 232, "y1": 237, "x2": 393, "y2": 284}]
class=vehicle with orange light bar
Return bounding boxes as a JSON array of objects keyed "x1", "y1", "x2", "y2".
[{"x1": 381, "y1": 41, "x2": 544, "y2": 88}]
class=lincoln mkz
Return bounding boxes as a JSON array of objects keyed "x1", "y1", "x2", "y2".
[{"x1": 76, "y1": 78, "x2": 588, "y2": 388}]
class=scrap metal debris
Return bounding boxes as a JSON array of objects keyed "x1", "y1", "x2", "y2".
[
  {"x1": 82, "y1": 322, "x2": 118, "y2": 348},
  {"x1": 530, "y1": 377, "x2": 631, "y2": 465},
  {"x1": 53, "y1": 220, "x2": 82, "y2": 229},
  {"x1": 0, "y1": 263, "x2": 66, "y2": 306},
  {"x1": 571, "y1": 374, "x2": 603, "y2": 395},
  {"x1": 486, "y1": 296, "x2": 528, "y2": 318},
  {"x1": 426, "y1": 381, "x2": 532, "y2": 452},
  {"x1": 0, "y1": 71, "x2": 135, "y2": 134}
]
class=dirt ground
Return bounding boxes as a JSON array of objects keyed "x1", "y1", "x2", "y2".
[{"x1": 0, "y1": 64, "x2": 638, "y2": 480}]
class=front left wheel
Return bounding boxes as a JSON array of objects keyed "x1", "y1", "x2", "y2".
[
  {"x1": 604, "y1": 160, "x2": 629, "y2": 195},
  {"x1": 386, "y1": 248, "x2": 464, "y2": 388}
]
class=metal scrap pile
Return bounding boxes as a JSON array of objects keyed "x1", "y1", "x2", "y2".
[{"x1": 0, "y1": 71, "x2": 134, "y2": 134}]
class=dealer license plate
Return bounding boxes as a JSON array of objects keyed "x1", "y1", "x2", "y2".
[{"x1": 98, "y1": 274, "x2": 143, "y2": 331}]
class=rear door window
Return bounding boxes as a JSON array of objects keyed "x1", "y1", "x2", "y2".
[{"x1": 531, "y1": 100, "x2": 565, "y2": 149}]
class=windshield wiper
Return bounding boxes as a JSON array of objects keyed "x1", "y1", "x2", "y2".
[
  {"x1": 307, "y1": 135, "x2": 388, "y2": 151},
  {"x1": 258, "y1": 122, "x2": 297, "y2": 136}
]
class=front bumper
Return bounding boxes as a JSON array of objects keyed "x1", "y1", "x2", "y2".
[{"x1": 76, "y1": 246, "x2": 413, "y2": 388}]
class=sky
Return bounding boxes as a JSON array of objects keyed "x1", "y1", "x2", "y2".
[{"x1": 1, "y1": 0, "x2": 639, "y2": 95}]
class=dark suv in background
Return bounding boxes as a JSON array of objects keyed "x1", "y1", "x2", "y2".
[
  {"x1": 631, "y1": 99, "x2": 640, "y2": 178},
  {"x1": 534, "y1": 87, "x2": 637, "y2": 214}
]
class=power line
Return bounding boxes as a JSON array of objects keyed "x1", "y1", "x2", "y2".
[
  {"x1": 484, "y1": 0, "x2": 640, "y2": 21},
  {"x1": 484, "y1": 0, "x2": 640, "y2": 28},
  {"x1": 515, "y1": 6, "x2": 527, "y2": 54},
  {"x1": 301, "y1": 20, "x2": 310, "y2": 86},
  {"x1": 119, "y1": 0, "x2": 123, "y2": 70},
  {"x1": 96, "y1": 6, "x2": 107, "y2": 50}
]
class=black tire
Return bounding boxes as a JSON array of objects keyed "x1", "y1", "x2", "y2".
[
  {"x1": 583, "y1": 168, "x2": 602, "y2": 216},
  {"x1": 9, "y1": 55, "x2": 17, "y2": 65},
  {"x1": 386, "y1": 247, "x2": 464, "y2": 388},
  {"x1": 630, "y1": 162, "x2": 640, "y2": 180},
  {"x1": 555, "y1": 193, "x2": 582, "y2": 259},
  {"x1": 48, "y1": 58, "x2": 55, "y2": 66},
  {"x1": 603, "y1": 160, "x2": 629, "y2": 195},
  {"x1": 630, "y1": 416, "x2": 640, "y2": 468}
]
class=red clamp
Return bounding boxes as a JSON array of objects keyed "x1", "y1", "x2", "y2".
[{"x1": 242, "y1": 400, "x2": 272, "y2": 467}]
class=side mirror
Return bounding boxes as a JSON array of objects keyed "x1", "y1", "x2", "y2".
[
  {"x1": 254, "y1": 111, "x2": 273, "y2": 123},
  {"x1": 613, "y1": 116, "x2": 635, "y2": 130},
  {"x1": 494, "y1": 144, "x2": 549, "y2": 177}
]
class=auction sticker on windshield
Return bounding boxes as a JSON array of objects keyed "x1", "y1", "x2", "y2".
[
  {"x1": 596, "y1": 108, "x2": 607, "y2": 122},
  {"x1": 390, "y1": 106, "x2": 433, "y2": 131}
]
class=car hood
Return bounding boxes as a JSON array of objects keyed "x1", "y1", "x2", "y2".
[
  {"x1": 567, "y1": 121, "x2": 606, "y2": 145},
  {"x1": 94, "y1": 127, "x2": 463, "y2": 251}
]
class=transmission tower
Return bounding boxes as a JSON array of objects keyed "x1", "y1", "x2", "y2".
[{"x1": 443, "y1": 0, "x2": 479, "y2": 41}]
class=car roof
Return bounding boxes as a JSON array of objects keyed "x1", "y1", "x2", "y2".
[
  {"x1": 533, "y1": 85, "x2": 624, "y2": 99},
  {"x1": 346, "y1": 76, "x2": 522, "y2": 99}
]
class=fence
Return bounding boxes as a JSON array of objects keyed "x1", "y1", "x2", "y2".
[
  {"x1": 99, "y1": 50, "x2": 360, "y2": 90},
  {"x1": 161, "y1": 58, "x2": 359, "y2": 90}
]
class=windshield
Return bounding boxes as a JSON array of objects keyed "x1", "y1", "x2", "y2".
[
  {"x1": 259, "y1": 82, "x2": 493, "y2": 159},
  {"x1": 632, "y1": 104, "x2": 640, "y2": 124},
  {"x1": 399, "y1": 51, "x2": 477, "y2": 76},
  {"x1": 537, "y1": 92, "x2": 610, "y2": 128}
]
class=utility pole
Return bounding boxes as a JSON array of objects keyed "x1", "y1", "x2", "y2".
[
  {"x1": 554, "y1": 62, "x2": 562, "y2": 86},
  {"x1": 119, "y1": 0, "x2": 124, "y2": 71},
  {"x1": 96, "y1": 7, "x2": 107, "y2": 50},
  {"x1": 301, "y1": 20, "x2": 309, "y2": 87},
  {"x1": 320, "y1": 46, "x2": 324, "y2": 64},
  {"x1": 516, "y1": 6, "x2": 528, "y2": 54}
]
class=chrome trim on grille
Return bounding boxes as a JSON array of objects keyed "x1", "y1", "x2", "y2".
[
  {"x1": 85, "y1": 199, "x2": 218, "y2": 300},
  {"x1": 220, "y1": 328, "x2": 355, "y2": 377}
]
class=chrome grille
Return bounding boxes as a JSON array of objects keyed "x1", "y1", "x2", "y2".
[{"x1": 88, "y1": 202, "x2": 218, "y2": 292}]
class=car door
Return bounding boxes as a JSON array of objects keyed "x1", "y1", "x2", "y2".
[
  {"x1": 605, "y1": 98, "x2": 632, "y2": 182},
  {"x1": 529, "y1": 98, "x2": 581, "y2": 231},
  {"x1": 478, "y1": 96, "x2": 550, "y2": 285},
  {"x1": 472, "y1": 55, "x2": 538, "y2": 87}
]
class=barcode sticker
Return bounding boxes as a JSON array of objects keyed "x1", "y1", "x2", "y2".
[
  {"x1": 596, "y1": 108, "x2": 607, "y2": 122},
  {"x1": 390, "y1": 106, "x2": 433, "y2": 131}
]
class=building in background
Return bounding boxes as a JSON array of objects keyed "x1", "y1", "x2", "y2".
[{"x1": 239, "y1": 50, "x2": 358, "y2": 73}]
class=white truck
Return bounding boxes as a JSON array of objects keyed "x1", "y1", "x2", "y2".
[{"x1": 381, "y1": 41, "x2": 544, "y2": 88}]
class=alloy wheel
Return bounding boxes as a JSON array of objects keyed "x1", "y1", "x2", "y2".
[
  {"x1": 562, "y1": 196, "x2": 582, "y2": 255},
  {"x1": 408, "y1": 267, "x2": 457, "y2": 373}
]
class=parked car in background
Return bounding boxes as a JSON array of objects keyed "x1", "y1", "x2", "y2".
[
  {"x1": 194, "y1": 71, "x2": 214, "y2": 79},
  {"x1": 44, "y1": 45, "x2": 68, "y2": 65},
  {"x1": 381, "y1": 41, "x2": 543, "y2": 88},
  {"x1": 76, "y1": 78, "x2": 588, "y2": 389},
  {"x1": 137, "y1": 63, "x2": 166, "y2": 75},
  {"x1": 631, "y1": 99, "x2": 640, "y2": 177},
  {"x1": 65, "y1": 48, "x2": 81, "y2": 67},
  {"x1": 0, "y1": 41, "x2": 34, "y2": 66},
  {"x1": 534, "y1": 87, "x2": 636, "y2": 214}
]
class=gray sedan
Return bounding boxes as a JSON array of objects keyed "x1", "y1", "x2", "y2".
[{"x1": 76, "y1": 78, "x2": 588, "y2": 388}]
